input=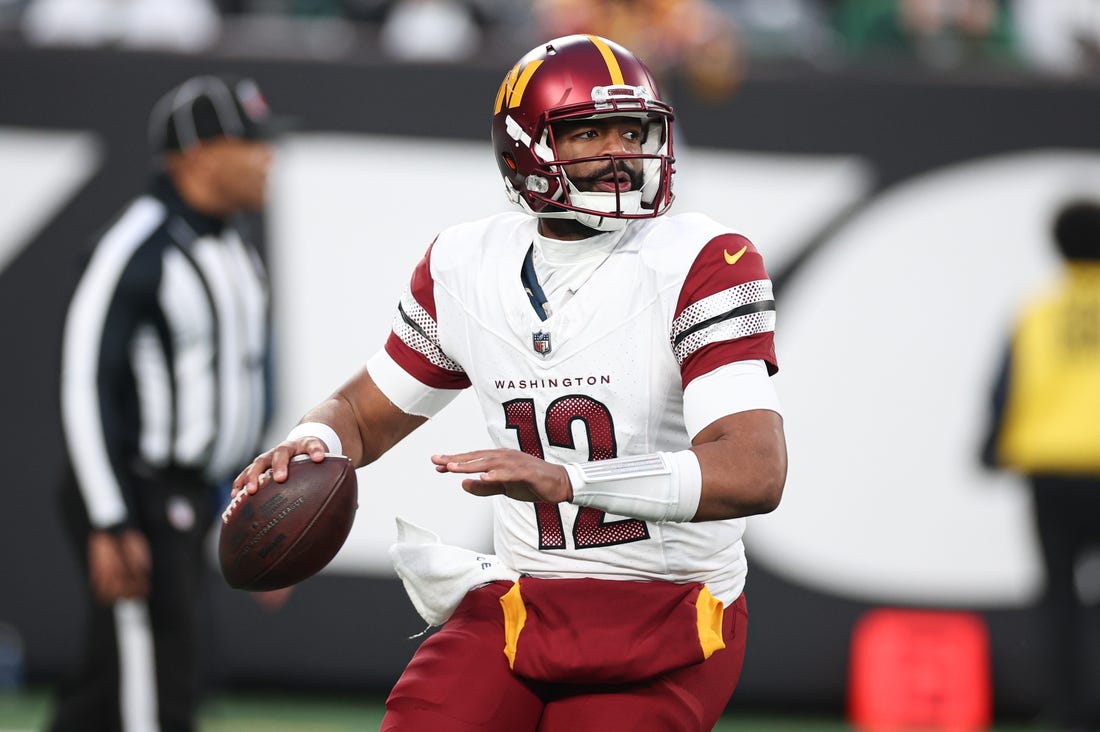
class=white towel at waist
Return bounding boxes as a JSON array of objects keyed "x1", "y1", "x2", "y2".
[{"x1": 388, "y1": 516, "x2": 520, "y2": 627}]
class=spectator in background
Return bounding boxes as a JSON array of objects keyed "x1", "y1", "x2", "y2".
[
  {"x1": 832, "y1": 0, "x2": 1017, "y2": 70},
  {"x1": 377, "y1": 0, "x2": 483, "y2": 61},
  {"x1": 51, "y1": 75, "x2": 282, "y2": 732},
  {"x1": 980, "y1": 200, "x2": 1100, "y2": 732},
  {"x1": 722, "y1": 0, "x2": 840, "y2": 69},
  {"x1": 253, "y1": 0, "x2": 524, "y2": 62},
  {"x1": 21, "y1": 0, "x2": 220, "y2": 50},
  {"x1": 532, "y1": 0, "x2": 746, "y2": 99},
  {"x1": 1011, "y1": 0, "x2": 1100, "y2": 76}
]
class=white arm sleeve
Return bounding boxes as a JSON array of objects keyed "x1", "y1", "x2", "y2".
[
  {"x1": 565, "y1": 450, "x2": 702, "y2": 523},
  {"x1": 366, "y1": 348, "x2": 463, "y2": 418},
  {"x1": 683, "y1": 359, "x2": 782, "y2": 440}
]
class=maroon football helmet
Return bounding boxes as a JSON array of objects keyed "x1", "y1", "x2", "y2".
[{"x1": 491, "y1": 35, "x2": 675, "y2": 231}]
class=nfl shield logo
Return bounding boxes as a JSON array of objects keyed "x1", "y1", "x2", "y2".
[{"x1": 532, "y1": 330, "x2": 552, "y2": 357}]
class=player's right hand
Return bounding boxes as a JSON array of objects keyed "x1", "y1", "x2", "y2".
[{"x1": 231, "y1": 437, "x2": 329, "y2": 497}]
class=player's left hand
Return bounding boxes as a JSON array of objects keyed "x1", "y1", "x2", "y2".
[{"x1": 432, "y1": 449, "x2": 573, "y2": 504}]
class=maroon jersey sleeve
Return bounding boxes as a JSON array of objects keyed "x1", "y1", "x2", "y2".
[
  {"x1": 671, "y1": 233, "x2": 778, "y2": 388},
  {"x1": 383, "y1": 243, "x2": 471, "y2": 390}
]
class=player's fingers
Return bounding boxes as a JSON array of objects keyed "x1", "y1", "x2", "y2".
[
  {"x1": 461, "y1": 478, "x2": 504, "y2": 497},
  {"x1": 439, "y1": 455, "x2": 496, "y2": 475},
  {"x1": 303, "y1": 438, "x2": 328, "y2": 462},
  {"x1": 234, "y1": 452, "x2": 275, "y2": 495},
  {"x1": 269, "y1": 438, "x2": 322, "y2": 481},
  {"x1": 270, "y1": 442, "x2": 298, "y2": 482},
  {"x1": 432, "y1": 449, "x2": 505, "y2": 467},
  {"x1": 463, "y1": 477, "x2": 541, "y2": 502},
  {"x1": 480, "y1": 462, "x2": 538, "y2": 486},
  {"x1": 432, "y1": 453, "x2": 469, "y2": 471},
  {"x1": 230, "y1": 469, "x2": 250, "y2": 496},
  {"x1": 240, "y1": 465, "x2": 268, "y2": 495}
]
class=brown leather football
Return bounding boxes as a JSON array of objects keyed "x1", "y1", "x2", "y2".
[{"x1": 219, "y1": 454, "x2": 357, "y2": 591}]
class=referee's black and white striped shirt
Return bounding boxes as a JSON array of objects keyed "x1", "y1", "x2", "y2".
[{"x1": 60, "y1": 174, "x2": 271, "y2": 530}]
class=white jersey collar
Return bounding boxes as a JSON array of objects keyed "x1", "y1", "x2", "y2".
[{"x1": 533, "y1": 225, "x2": 628, "y2": 266}]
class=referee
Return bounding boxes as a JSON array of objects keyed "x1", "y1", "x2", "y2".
[{"x1": 51, "y1": 75, "x2": 280, "y2": 732}]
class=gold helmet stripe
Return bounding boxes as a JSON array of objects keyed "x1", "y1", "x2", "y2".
[
  {"x1": 494, "y1": 60, "x2": 545, "y2": 114},
  {"x1": 508, "y1": 60, "x2": 543, "y2": 109},
  {"x1": 493, "y1": 64, "x2": 517, "y2": 114},
  {"x1": 586, "y1": 35, "x2": 625, "y2": 86}
]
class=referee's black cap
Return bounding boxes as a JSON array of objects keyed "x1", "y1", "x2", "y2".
[{"x1": 148, "y1": 75, "x2": 288, "y2": 153}]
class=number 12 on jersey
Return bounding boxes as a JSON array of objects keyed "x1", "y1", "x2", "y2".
[{"x1": 503, "y1": 396, "x2": 651, "y2": 550}]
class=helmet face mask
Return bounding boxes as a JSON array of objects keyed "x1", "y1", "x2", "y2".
[{"x1": 493, "y1": 35, "x2": 676, "y2": 232}]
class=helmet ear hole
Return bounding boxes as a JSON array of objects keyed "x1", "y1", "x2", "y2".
[{"x1": 501, "y1": 152, "x2": 518, "y2": 172}]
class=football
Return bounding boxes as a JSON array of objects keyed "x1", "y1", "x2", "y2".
[{"x1": 219, "y1": 454, "x2": 358, "y2": 591}]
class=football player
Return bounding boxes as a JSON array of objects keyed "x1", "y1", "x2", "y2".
[{"x1": 234, "y1": 34, "x2": 787, "y2": 731}]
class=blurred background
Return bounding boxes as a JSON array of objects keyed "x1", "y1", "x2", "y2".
[{"x1": 2, "y1": 0, "x2": 1100, "y2": 729}]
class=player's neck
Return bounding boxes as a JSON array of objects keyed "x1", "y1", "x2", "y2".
[
  {"x1": 535, "y1": 227, "x2": 623, "y2": 265},
  {"x1": 538, "y1": 217, "x2": 604, "y2": 241}
]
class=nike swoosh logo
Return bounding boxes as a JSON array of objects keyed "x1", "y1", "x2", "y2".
[{"x1": 723, "y1": 245, "x2": 748, "y2": 265}]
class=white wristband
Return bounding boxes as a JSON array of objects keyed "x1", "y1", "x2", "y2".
[
  {"x1": 285, "y1": 421, "x2": 343, "y2": 456},
  {"x1": 565, "y1": 450, "x2": 702, "y2": 523}
]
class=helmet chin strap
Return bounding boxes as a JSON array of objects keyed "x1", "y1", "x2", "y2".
[
  {"x1": 573, "y1": 211, "x2": 628, "y2": 232},
  {"x1": 568, "y1": 190, "x2": 643, "y2": 232}
]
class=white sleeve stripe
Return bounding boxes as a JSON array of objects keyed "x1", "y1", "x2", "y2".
[
  {"x1": 60, "y1": 197, "x2": 165, "y2": 528},
  {"x1": 158, "y1": 246, "x2": 216, "y2": 464},
  {"x1": 683, "y1": 360, "x2": 782, "y2": 439},
  {"x1": 130, "y1": 325, "x2": 172, "y2": 466},
  {"x1": 394, "y1": 297, "x2": 464, "y2": 373},
  {"x1": 673, "y1": 310, "x2": 776, "y2": 364},
  {"x1": 397, "y1": 290, "x2": 440, "y2": 343},
  {"x1": 671, "y1": 279, "x2": 773, "y2": 340},
  {"x1": 367, "y1": 349, "x2": 463, "y2": 418},
  {"x1": 672, "y1": 299, "x2": 775, "y2": 348}
]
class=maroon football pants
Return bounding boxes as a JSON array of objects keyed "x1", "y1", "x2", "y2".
[{"x1": 381, "y1": 580, "x2": 748, "y2": 732}]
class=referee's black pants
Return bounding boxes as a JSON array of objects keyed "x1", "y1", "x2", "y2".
[{"x1": 49, "y1": 467, "x2": 216, "y2": 732}]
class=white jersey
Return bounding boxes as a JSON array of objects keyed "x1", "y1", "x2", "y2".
[{"x1": 373, "y1": 211, "x2": 778, "y2": 604}]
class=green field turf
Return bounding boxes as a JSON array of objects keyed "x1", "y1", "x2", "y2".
[{"x1": 0, "y1": 688, "x2": 1036, "y2": 731}]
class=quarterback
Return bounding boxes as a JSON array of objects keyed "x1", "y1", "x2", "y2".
[{"x1": 234, "y1": 34, "x2": 787, "y2": 731}]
